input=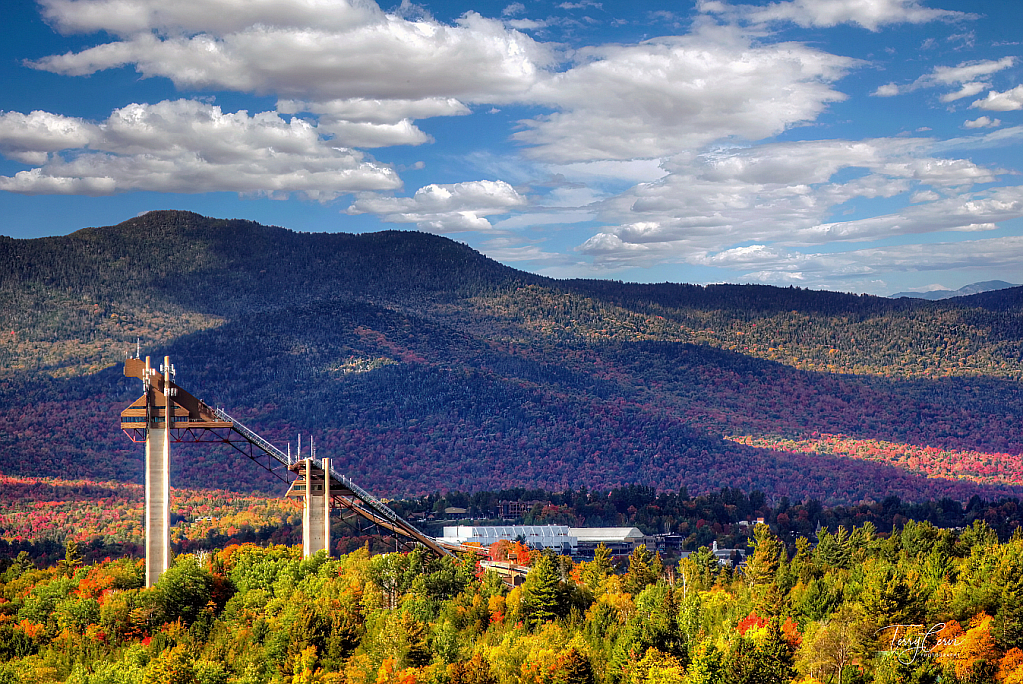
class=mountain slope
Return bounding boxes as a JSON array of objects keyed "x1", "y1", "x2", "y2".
[
  {"x1": 1, "y1": 211, "x2": 1022, "y2": 505},
  {"x1": 890, "y1": 280, "x2": 1019, "y2": 300}
]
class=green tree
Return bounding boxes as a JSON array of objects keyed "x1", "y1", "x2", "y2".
[
  {"x1": 143, "y1": 645, "x2": 196, "y2": 684},
  {"x1": 551, "y1": 647, "x2": 595, "y2": 684},
  {"x1": 522, "y1": 554, "x2": 563, "y2": 627},
  {"x1": 814, "y1": 526, "x2": 851, "y2": 569},
  {"x1": 582, "y1": 544, "x2": 614, "y2": 593},
  {"x1": 57, "y1": 540, "x2": 84, "y2": 578},
  {"x1": 450, "y1": 653, "x2": 498, "y2": 684},
  {"x1": 745, "y1": 524, "x2": 783, "y2": 587},
  {"x1": 685, "y1": 643, "x2": 723, "y2": 684},
  {"x1": 155, "y1": 555, "x2": 214, "y2": 626},
  {"x1": 625, "y1": 545, "x2": 656, "y2": 595}
]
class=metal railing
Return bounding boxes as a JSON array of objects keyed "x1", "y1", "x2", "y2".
[
  {"x1": 212, "y1": 407, "x2": 293, "y2": 466},
  {"x1": 327, "y1": 464, "x2": 403, "y2": 526},
  {"x1": 210, "y1": 405, "x2": 450, "y2": 557}
]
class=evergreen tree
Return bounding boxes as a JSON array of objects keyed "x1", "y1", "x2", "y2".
[
  {"x1": 57, "y1": 541, "x2": 83, "y2": 578},
  {"x1": 552, "y1": 647, "x2": 595, "y2": 684},
  {"x1": 400, "y1": 612, "x2": 432, "y2": 668},
  {"x1": 625, "y1": 544, "x2": 656, "y2": 595},
  {"x1": 745, "y1": 523, "x2": 783, "y2": 587},
  {"x1": 582, "y1": 543, "x2": 614, "y2": 592},
  {"x1": 522, "y1": 554, "x2": 562, "y2": 626}
]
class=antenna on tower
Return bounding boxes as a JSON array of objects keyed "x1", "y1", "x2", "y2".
[{"x1": 135, "y1": 338, "x2": 141, "y2": 359}]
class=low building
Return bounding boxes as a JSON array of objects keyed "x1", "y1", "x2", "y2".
[
  {"x1": 443, "y1": 525, "x2": 576, "y2": 554},
  {"x1": 569, "y1": 527, "x2": 648, "y2": 557},
  {"x1": 444, "y1": 506, "x2": 468, "y2": 519},
  {"x1": 679, "y1": 541, "x2": 745, "y2": 567},
  {"x1": 498, "y1": 500, "x2": 548, "y2": 519}
]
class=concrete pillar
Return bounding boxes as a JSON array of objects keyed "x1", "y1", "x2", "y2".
[
  {"x1": 145, "y1": 356, "x2": 171, "y2": 587},
  {"x1": 323, "y1": 457, "x2": 331, "y2": 558},
  {"x1": 302, "y1": 458, "x2": 330, "y2": 558}
]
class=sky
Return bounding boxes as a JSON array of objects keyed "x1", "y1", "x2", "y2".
[{"x1": 1, "y1": 0, "x2": 1022, "y2": 295}]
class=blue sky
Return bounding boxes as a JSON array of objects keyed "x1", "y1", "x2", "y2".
[{"x1": 2, "y1": 0, "x2": 1022, "y2": 295}]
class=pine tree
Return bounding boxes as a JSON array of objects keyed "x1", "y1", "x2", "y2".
[
  {"x1": 523, "y1": 554, "x2": 562, "y2": 627},
  {"x1": 745, "y1": 524, "x2": 782, "y2": 587},
  {"x1": 552, "y1": 647, "x2": 595, "y2": 684},
  {"x1": 625, "y1": 544, "x2": 656, "y2": 595},
  {"x1": 401, "y1": 612, "x2": 431, "y2": 668},
  {"x1": 57, "y1": 540, "x2": 83, "y2": 578}
]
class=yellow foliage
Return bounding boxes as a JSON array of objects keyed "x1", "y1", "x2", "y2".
[
  {"x1": 489, "y1": 595, "x2": 507, "y2": 624},
  {"x1": 598, "y1": 590, "x2": 635, "y2": 623}
]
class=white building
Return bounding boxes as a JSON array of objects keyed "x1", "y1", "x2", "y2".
[
  {"x1": 569, "y1": 527, "x2": 647, "y2": 556},
  {"x1": 443, "y1": 525, "x2": 577, "y2": 553}
]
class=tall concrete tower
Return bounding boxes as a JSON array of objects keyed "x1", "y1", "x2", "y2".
[
  {"x1": 287, "y1": 457, "x2": 333, "y2": 558},
  {"x1": 143, "y1": 356, "x2": 172, "y2": 587}
]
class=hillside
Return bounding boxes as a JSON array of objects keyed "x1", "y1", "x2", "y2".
[
  {"x1": 890, "y1": 280, "x2": 1019, "y2": 300},
  {"x1": 1, "y1": 211, "x2": 1022, "y2": 505}
]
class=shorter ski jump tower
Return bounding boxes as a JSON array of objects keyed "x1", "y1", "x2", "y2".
[{"x1": 121, "y1": 355, "x2": 449, "y2": 587}]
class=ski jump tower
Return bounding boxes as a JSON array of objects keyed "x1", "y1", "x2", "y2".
[{"x1": 120, "y1": 355, "x2": 450, "y2": 587}]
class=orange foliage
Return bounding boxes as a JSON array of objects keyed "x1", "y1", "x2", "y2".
[
  {"x1": 737, "y1": 610, "x2": 768, "y2": 636},
  {"x1": 935, "y1": 614, "x2": 996, "y2": 682},
  {"x1": 781, "y1": 616, "x2": 803, "y2": 649},
  {"x1": 18, "y1": 619, "x2": 44, "y2": 639},
  {"x1": 998, "y1": 648, "x2": 1023, "y2": 684}
]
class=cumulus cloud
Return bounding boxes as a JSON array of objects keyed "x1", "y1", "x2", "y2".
[
  {"x1": 38, "y1": 0, "x2": 384, "y2": 35},
  {"x1": 792, "y1": 187, "x2": 1023, "y2": 244},
  {"x1": 574, "y1": 137, "x2": 1016, "y2": 268},
  {"x1": 963, "y1": 116, "x2": 1001, "y2": 129},
  {"x1": 516, "y1": 25, "x2": 856, "y2": 163},
  {"x1": 277, "y1": 98, "x2": 470, "y2": 124},
  {"x1": 0, "y1": 110, "x2": 97, "y2": 165},
  {"x1": 972, "y1": 85, "x2": 1023, "y2": 112},
  {"x1": 346, "y1": 180, "x2": 526, "y2": 232},
  {"x1": 30, "y1": 6, "x2": 552, "y2": 103},
  {"x1": 691, "y1": 235, "x2": 1023, "y2": 287},
  {"x1": 0, "y1": 100, "x2": 399, "y2": 197},
  {"x1": 870, "y1": 57, "x2": 1015, "y2": 100},
  {"x1": 699, "y1": 0, "x2": 971, "y2": 31}
]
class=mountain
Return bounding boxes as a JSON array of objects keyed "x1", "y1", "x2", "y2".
[
  {"x1": 890, "y1": 280, "x2": 1019, "y2": 300},
  {"x1": 2, "y1": 211, "x2": 1022, "y2": 505}
]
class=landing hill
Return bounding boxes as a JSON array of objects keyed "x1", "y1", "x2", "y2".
[{"x1": 1, "y1": 210, "x2": 1022, "y2": 505}]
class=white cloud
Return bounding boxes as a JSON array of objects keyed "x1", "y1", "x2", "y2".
[
  {"x1": 870, "y1": 57, "x2": 1015, "y2": 100},
  {"x1": 30, "y1": 9, "x2": 553, "y2": 104},
  {"x1": 516, "y1": 25, "x2": 856, "y2": 162},
  {"x1": 796, "y1": 186, "x2": 1023, "y2": 243},
  {"x1": 569, "y1": 137, "x2": 1017, "y2": 268},
  {"x1": 700, "y1": 0, "x2": 971, "y2": 31},
  {"x1": 0, "y1": 100, "x2": 399, "y2": 197},
  {"x1": 929, "y1": 58, "x2": 1016, "y2": 85},
  {"x1": 972, "y1": 85, "x2": 1023, "y2": 112},
  {"x1": 38, "y1": 0, "x2": 384, "y2": 35},
  {"x1": 277, "y1": 98, "x2": 470, "y2": 124},
  {"x1": 690, "y1": 235, "x2": 1023, "y2": 288},
  {"x1": 963, "y1": 116, "x2": 1001, "y2": 129},
  {"x1": 491, "y1": 210, "x2": 596, "y2": 230},
  {"x1": 939, "y1": 82, "x2": 987, "y2": 102},
  {"x1": 346, "y1": 180, "x2": 526, "y2": 232},
  {"x1": 0, "y1": 110, "x2": 97, "y2": 165}
]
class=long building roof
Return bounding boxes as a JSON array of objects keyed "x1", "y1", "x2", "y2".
[{"x1": 568, "y1": 527, "x2": 645, "y2": 542}]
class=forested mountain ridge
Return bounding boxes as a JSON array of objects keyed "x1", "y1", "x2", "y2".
[{"x1": 1, "y1": 211, "x2": 1022, "y2": 504}]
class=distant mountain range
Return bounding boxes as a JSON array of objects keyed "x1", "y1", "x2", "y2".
[
  {"x1": 890, "y1": 280, "x2": 1019, "y2": 300},
  {"x1": 1, "y1": 211, "x2": 1022, "y2": 505}
]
